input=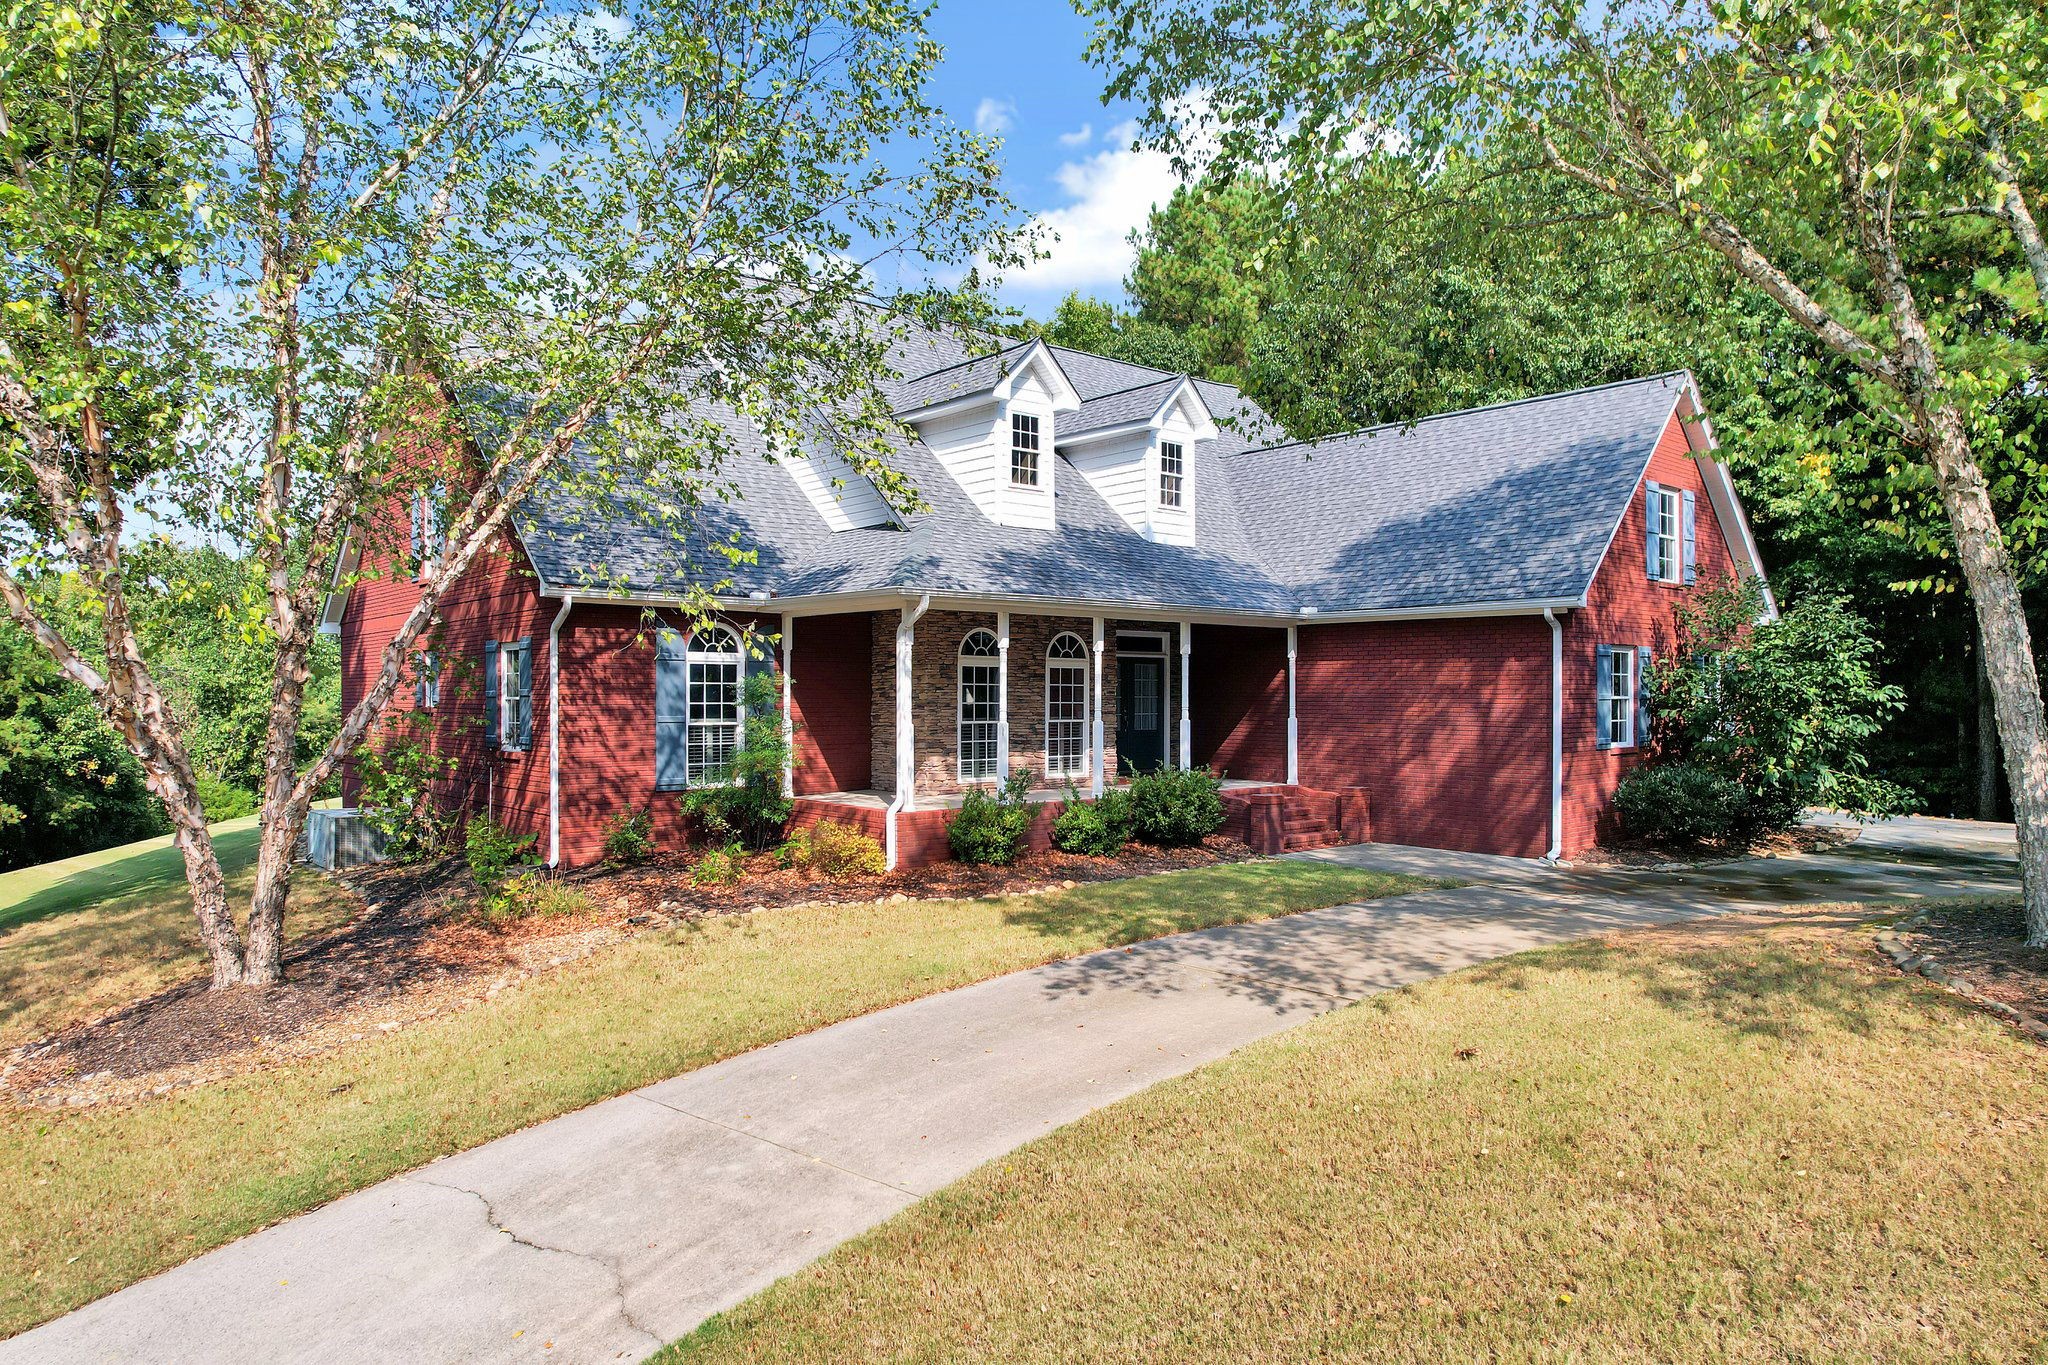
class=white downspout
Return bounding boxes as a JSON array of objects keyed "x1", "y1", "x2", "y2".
[
  {"x1": 995, "y1": 610, "x2": 1011, "y2": 777},
  {"x1": 1090, "y1": 616, "x2": 1106, "y2": 796},
  {"x1": 546, "y1": 594, "x2": 574, "y2": 868},
  {"x1": 780, "y1": 612, "x2": 795, "y2": 800},
  {"x1": 1543, "y1": 608, "x2": 1564, "y2": 863},
  {"x1": 884, "y1": 593, "x2": 931, "y2": 870},
  {"x1": 1285, "y1": 624, "x2": 1299, "y2": 786},
  {"x1": 1178, "y1": 620, "x2": 1192, "y2": 771}
]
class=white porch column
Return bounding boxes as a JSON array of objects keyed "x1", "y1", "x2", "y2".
[
  {"x1": 896, "y1": 607, "x2": 918, "y2": 801},
  {"x1": 1091, "y1": 616, "x2": 1106, "y2": 797},
  {"x1": 1286, "y1": 623, "x2": 1299, "y2": 786},
  {"x1": 996, "y1": 610, "x2": 1011, "y2": 778},
  {"x1": 780, "y1": 613, "x2": 795, "y2": 799},
  {"x1": 1178, "y1": 621, "x2": 1193, "y2": 771}
]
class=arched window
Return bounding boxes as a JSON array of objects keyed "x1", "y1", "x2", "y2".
[
  {"x1": 958, "y1": 629, "x2": 1001, "y2": 782},
  {"x1": 679, "y1": 625, "x2": 743, "y2": 785},
  {"x1": 1045, "y1": 632, "x2": 1089, "y2": 780}
]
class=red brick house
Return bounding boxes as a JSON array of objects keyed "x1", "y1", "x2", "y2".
[{"x1": 330, "y1": 328, "x2": 1770, "y2": 868}]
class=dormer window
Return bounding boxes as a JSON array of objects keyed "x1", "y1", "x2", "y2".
[
  {"x1": 1159, "y1": 441, "x2": 1184, "y2": 508},
  {"x1": 1010, "y1": 413, "x2": 1041, "y2": 487}
]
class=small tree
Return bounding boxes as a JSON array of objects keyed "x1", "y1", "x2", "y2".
[
  {"x1": 680, "y1": 666, "x2": 794, "y2": 852},
  {"x1": 1649, "y1": 579, "x2": 1911, "y2": 831}
]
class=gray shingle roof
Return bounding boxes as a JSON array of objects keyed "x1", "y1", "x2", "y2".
[{"x1": 502, "y1": 311, "x2": 1693, "y2": 618}]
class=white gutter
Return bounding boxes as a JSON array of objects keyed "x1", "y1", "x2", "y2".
[
  {"x1": 547, "y1": 593, "x2": 575, "y2": 868},
  {"x1": 1542, "y1": 608, "x2": 1563, "y2": 863},
  {"x1": 1285, "y1": 624, "x2": 1299, "y2": 785},
  {"x1": 884, "y1": 593, "x2": 931, "y2": 871}
]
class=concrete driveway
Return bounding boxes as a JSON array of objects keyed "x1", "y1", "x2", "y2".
[{"x1": 4, "y1": 817, "x2": 2016, "y2": 1364}]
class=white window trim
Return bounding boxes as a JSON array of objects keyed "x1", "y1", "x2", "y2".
[
  {"x1": 417, "y1": 649, "x2": 440, "y2": 710},
  {"x1": 1045, "y1": 632, "x2": 1091, "y2": 780},
  {"x1": 684, "y1": 624, "x2": 746, "y2": 788},
  {"x1": 497, "y1": 641, "x2": 527, "y2": 750},
  {"x1": 1600, "y1": 644, "x2": 1638, "y2": 749},
  {"x1": 1009, "y1": 411, "x2": 1042, "y2": 488},
  {"x1": 1649, "y1": 485, "x2": 1682, "y2": 584},
  {"x1": 958, "y1": 629, "x2": 1002, "y2": 783},
  {"x1": 1157, "y1": 440, "x2": 1185, "y2": 509}
]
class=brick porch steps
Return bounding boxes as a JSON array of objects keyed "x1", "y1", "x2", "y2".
[{"x1": 1221, "y1": 783, "x2": 1370, "y2": 855}]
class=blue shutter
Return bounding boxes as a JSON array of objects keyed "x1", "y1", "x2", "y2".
[
  {"x1": 1635, "y1": 646, "x2": 1653, "y2": 748},
  {"x1": 1643, "y1": 482, "x2": 1661, "y2": 579},
  {"x1": 515, "y1": 637, "x2": 533, "y2": 750},
  {"x1": 655, "y1": 629, "x2": 687, "y2": 790},
  {"x1": 1594, "y1": 646, "x2": 1614, "y2": 750},
  {"x1": 414, "y1": 662, "x2": 427, "y2": 711},
  {"x1": 483, "y1": 640, "x2": 500, "y2": 746},
  {"x1": 1681, "y1": 489, "x2": 1698, "y2": 584}
]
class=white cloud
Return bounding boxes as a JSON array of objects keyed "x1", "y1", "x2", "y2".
[
  {"x1": 1002, "y1": 119, "x2": 1181, "y2": 296},
  {"x1": 973, "y1": 97, "x2": 1016, "y2": 136},
  {"x1": 1057, "y1": 122, "x2": 1094, "y2": 147}
]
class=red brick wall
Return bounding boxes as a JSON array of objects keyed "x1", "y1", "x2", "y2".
[
  {"x1": 1190, "y1": 624, "x2": 1288, "y2": 782},
  {"x1": 1295, "y1": 617, "x2": 1553, "y2": 857},
  {"x1": 1559, "y1": 412, "x2": 1743, "y2": 855},
  {"x1": 790, "y1": 611, "x2": 873, "y2": 796}
]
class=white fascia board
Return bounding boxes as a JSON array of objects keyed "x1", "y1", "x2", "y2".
[
  {"x1": 993, "y1": 338, "x2": 1082, "y2": 413},
  {"x1": 1672, "y1": 374, "x2": 1777, "y2": 616},
  {"x1": 894, "y1": 390, "x2": 999, "y2": 424}
]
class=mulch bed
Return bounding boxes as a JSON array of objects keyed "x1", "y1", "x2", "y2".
[
  {"x1": 3, "y1": 836, "x2": 1254, "y2": 1108},
  {"x1": 1884, "y1": 901, "x2": 2048, "y2": 1035},
  {"x1": 1572, "y1": 823, "x2": 1855, "y2": 870}
]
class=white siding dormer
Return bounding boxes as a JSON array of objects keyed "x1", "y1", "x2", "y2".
[
  {"x1": 1060, "y1": 377, "x2": 1216, "y2": 545},
  {"x1": 997, "y1": 367, "x2": 1058, "y2": 530},
  {"x1": 902, "y1": 339, "x2": 1080, "y2": 529},
  {"x1": 777, "y1": 440, "x2": 896, "y2": 531}
]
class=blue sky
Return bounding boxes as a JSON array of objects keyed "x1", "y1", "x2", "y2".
[{"x1": 921, "y1": 1, "x2": 1179, "y2": 319}]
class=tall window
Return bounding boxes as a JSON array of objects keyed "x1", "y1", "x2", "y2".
[
  {"x1": 687, "y1": 626, "x2": 743, "y2": 783},
  {"x1": 1599, "y1": 645, "x2": 1636, "y2": 748},
  {"x1": 496, "y1": 641, "x2": 528, "y2": 749},
  {"x1": 1010, "y1": 412, "x2": 1041, "y2": 487},
  {"x1": 1158, "y1": 441, "x2": 1184, "y2": 508},
  {"x1": 1046, "y1": 632, "x2": 1089, "y2": 779},
  {"x1": 1648, "y1": 485, "x2": 1681, "y2": 582},
  {"x1": 959, "y1": 630, "x2": 1001, "y2": 781}
]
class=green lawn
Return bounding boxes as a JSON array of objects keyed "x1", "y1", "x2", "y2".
[
  {"x1": 667, "y1": 903, "x2": 2048, "y2": 1364},
  {"x1": 0, "y1": 858, "x2": 1432, "y2": 1338},
  {"x1": 0, "y1": 812, "x2": 360, "y2": 1051}
]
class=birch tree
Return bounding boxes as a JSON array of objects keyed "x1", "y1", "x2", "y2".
[
  {"x1": 1086, "y1": 0, "x2": 2048, "y2": 943},
  {"x1": 1, "y1": 0, "x2": 1017, "y2": 986}
]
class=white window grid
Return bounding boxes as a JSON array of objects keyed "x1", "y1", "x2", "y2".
[
  {"x1": 498, "y1": 644, "x2": 524, "y2": 745},
  {"x1": 1602, "y1": 645, "x2": 1636, "y2": 748},
  {"x1": 417, "y1": 650, "x2": 440, "y2": 709},
  {"x1": 1651, "y1": 486, "x2": 1681, "y2": 582},
  {"x1": 958, "y1": 629, "x2": 1001, "y2": 781},
  {"x1": 1045, "y1": 632, "x2": 1089, "y2": 779},
  {"x1": 1159, "y1": 441, "x2": 1184, "y2": 508},
  {"x1": 1010, "y1": 412, "x2": 1041, "y2": 487},
  {"x1": 687, "y1": 626, "x2": 743, "y2": 784}
]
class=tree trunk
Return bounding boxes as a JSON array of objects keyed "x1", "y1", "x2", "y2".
[
  {"x1": 157, "y1": 788, "x2": 247, "y2": 987},
  {"x1": 1977, "y1": 624, "x2": 2004, "y2": 822},
  {"x1": 244, "y1": 800, "x2": 306, "y2": 985}
]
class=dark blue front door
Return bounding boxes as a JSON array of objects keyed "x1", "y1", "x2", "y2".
[{"x1": 1118, "y1": 655, "x2": 1167, "y2": 775}]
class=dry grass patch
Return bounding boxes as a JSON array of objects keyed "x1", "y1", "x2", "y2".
[
  {"x1": 668, "y1": 900, "x2": 2048, "y2": 1364},
  {"x1": 0, "y1": 859, "x2": 1429, "y2": 1337}
]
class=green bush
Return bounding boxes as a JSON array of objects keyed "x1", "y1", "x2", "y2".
[
  {"x1": 947, "y1": 769, "x2": 1034, "y2": 865},
  {"x1": 1050, "y1": 786, "x2": 1133, "y2": 856},
  {"x1": 680, "y1": 668, "x2": 795, "y2": 851},
  {"x1": 601, "y1": 807, "x2": 655, "y2": 864},
  {"x1": 482, "y1": 871, "x2": 596, "y2": 923},
  {"x1": 1613, "y1": 763, "x2": 1758, "y2": 845},
  {"x1": 465, "y1": 814, "x2": 537, "y2": 901},
  {"x1": 1127, "y1": 766, "x2": 1225, "y2": 846},
  {"x1": 691, "y1": 842, "x2": 746, "y2": 886},
  {"x1": 194, "y1": 777, "x2": 258, "y2": 822},
  {"x1": 803, "y1": 819, "x2": 886, "y2": 878},
  {"x1": 355, "y1": 713, "x2": 462, "y2": 860}
]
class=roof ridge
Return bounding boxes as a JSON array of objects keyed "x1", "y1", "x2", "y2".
[
  {"x1": 896, "y1": 336, "x2": 1032, "y2": 386},
  {"x1": 1075, "y1": 372, "x2": 1187, "y2": 403},
  {"x1": 1225, "y1": 371, "x2": 1693, "y2": 458},
  {"x1": 1045, "y1": 343, "x2": 1249, "y2": 401}
]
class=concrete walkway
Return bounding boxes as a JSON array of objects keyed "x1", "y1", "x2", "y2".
[{"x1": 6, "y1": 819, "x2": 2016, "y2": 1364}]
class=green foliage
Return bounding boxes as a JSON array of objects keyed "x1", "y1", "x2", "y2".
[
  {"x1": 355, "y1": 714, "x2": 463, "y2": 861},
  {"x1": 680, "y1": 668, "x2": 794, "y2": 852},
  {"x1": 1127, "y1": 766, "x2": 1226, "y2": 847},
  {"x1": 947, "y1": 769, "x2": 1036, "y2": 865},
  {"x1": 1050, "y1": 786, "x2": 1134, "y2": 857},
  {"x1": 691, "y1": 843, "x2": 746, "y2": 888},
  {"x1": 464, "y1": 815, "x2": 537, "y2": 910},
  {"x1": 1613, "y1": 764, "x2": 1758, "y2": 846},
  {"x1": 193, "y1": 779, "x2": 256, "y2": 823},
  {"x1": 481, "y1": 872, "x2": 595, "y2": 924},
  {"x1": 601, "y1": 808, "x2": 656, "y2": 865},
  {"x1": 1024, "y1": 293, "x2": 1202, "y2": 376},
  {"x1": 800, "y1": 819, "x2": 886, "y2": 879},
  {"x1": 1650, "y1": 579, "x2": 1914, "y2": 831}
]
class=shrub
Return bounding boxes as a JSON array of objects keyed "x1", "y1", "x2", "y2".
[
  {"x1": 777, "y1": 828, "x2": 811, "y2": 868},
  {"x1": 1050, "y1": 786, "x2": 1133, "y2": 856},
  {"x1": 1613, "y1": 763, "x2": 1758, "y2": 845},
  {"x1": 601, "y1": 807, "x2": 655, "y2": 864},
  {"x1": 691, "y1": 842, "x2": 746, "y2": 886},
  {"x1": 1127, "y1": 766, "x2": 1225, "y2": 846},
  {"x1": 482, "y1": 871, "x2": 596, "y2": 922},
  {"x1": 195, "y1": 777, "x2": 258, "y2": 822},
  {"x1": 465, "y1": 814, "x2": 537, "y2": 899},
  {"x1": 680, "y1": 668, "x2": 795, "y2": 851},
  {"x1": 355, "y1": 713, "x2": 462, "y2": 859},
  {"x1": 947, "y1": 769, "x2": 1034, "y2": 865},
  {"x1": 803, "y1": 819, "x2": 886, "y2": 878}
]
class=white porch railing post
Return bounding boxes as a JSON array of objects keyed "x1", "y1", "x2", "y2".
[
  {"x1": 780, "y1": 612, "x2": 794, "y2": 799},
  {"x1": 1091, "y1": 616, "x2": 1106, "y2": 797},
  {"x1": 1286, "y1": 623, "x2": 1299, "y2": 786},
  {"x1": 996, "y1": 610, "x2": 1011, "y2": 779},
  {"x1": 1178, "y1": 620, "x2": 1192, "y2": 771}
]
